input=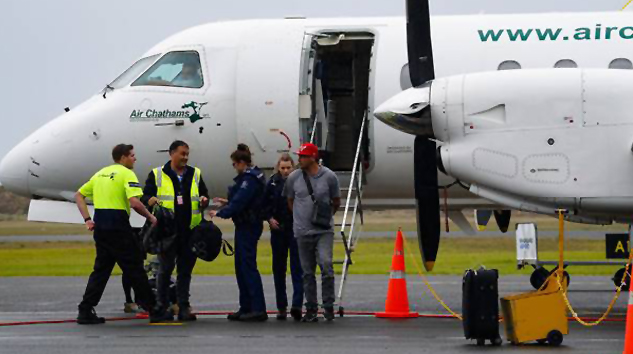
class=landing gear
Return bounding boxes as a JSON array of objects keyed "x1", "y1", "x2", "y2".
[
  {"x1": 613, "y1": 267, "x2": 630, "y2": 291},
  {"x1": 338, "y1": 307, "x2": 345, "y2": 318}
]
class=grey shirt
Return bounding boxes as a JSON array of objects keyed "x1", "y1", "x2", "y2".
[{"x1": 283, "y1": 166, "x2": 341, "y2": 237}]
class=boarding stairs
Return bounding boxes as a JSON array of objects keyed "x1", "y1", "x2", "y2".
[{"x1": 310, "y1": 111, "x2": 368, "y2": 316}]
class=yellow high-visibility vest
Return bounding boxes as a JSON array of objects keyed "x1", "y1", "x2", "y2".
[{"x1": 153, "y1": 166, "x2": 202, "y2": 229}]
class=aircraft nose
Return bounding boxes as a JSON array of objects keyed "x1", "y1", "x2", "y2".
[{"x1": 0, "y1": 142, "x2": 30, "y2": 197}]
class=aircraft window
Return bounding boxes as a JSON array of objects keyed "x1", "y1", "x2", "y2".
[
  {"x1": 109, "y1": 54, "x2": 160, "y2": 89},
  {"x1": 400, "y1": 64, "x2": 413, "y2": 90},
  {"x1": 554, "y1": 59, "x2": 578, "y2": 69},
  {"x1": 498, "y1": 60, "x2": 522, "y2": 70},
  {"x1": 132, "y1": 51, "x2": 204, "y2": 88},
  {"x1": 609, "y1": 58, "x2": 633, "y2": 70}
]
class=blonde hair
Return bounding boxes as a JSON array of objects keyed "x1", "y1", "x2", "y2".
[{"x1": 275, "y1": 153, "x2": 295, "y2": 172}]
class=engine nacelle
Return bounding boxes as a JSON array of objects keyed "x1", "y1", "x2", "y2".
[{"x1": 435, "y1": 68, "x2": 633, "y2": 217}]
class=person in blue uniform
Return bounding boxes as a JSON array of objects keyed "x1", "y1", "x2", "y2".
[
  {"x1": 209, "y1": 144, "x2": 268, "y2": 322},
  {"x1": 263, "y1": 153, "x2": 303, "y2": 321}
]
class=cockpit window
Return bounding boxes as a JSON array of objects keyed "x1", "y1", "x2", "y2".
[
  {"x1": 132, "y1": 51, "x2": 204, "y2": 88},
  {"x1": 109, "y1": 54, "x2": 160, "y2": 89}
]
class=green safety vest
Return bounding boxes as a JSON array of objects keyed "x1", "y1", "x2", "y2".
[{"x1": 153, "y1": 166, "x2": 202, "y2": 229}]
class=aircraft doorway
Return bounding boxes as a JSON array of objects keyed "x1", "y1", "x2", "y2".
[{"x1": 300, "y1": 32, "x2": 375, "y2": 171}]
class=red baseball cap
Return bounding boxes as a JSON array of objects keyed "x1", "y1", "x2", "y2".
[{"x1": 295, "y1": 143, "x2": 319, "y2": 159}]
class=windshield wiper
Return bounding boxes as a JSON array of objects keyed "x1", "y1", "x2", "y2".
[{"x1": 102, "y1": 84, "x2": 114, "y2": 99}]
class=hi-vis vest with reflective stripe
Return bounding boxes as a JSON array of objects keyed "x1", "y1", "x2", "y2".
[{"x1": 153, "y1": 167, "x2": 202, "y2": 229}]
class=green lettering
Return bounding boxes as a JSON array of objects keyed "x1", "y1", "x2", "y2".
[
  {"x1": 478, "y1": 29, "x2": 504, "y2": 42},
  {"x1": 535, "y1": 28, "x2": 562, "y2": 41},
  {"x1": 574, "y1": 27, "x2": 591, "y2": 40},
  {"x1": 621, "y1": 26, "x2": 633, "y2": 39},
  {"x1": 606, "y1": 27, "x2": 618, "y2": 40},
  {"x1": 506, "y1": 28, "x2": 533, "y2": 41},
  {"x1": 595, "y1": 24, "x2": 602, "y2": 40}
]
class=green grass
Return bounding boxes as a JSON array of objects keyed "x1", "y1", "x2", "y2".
[{"x1": 0, "y1": 237, "x2": 623, "y2": 277}]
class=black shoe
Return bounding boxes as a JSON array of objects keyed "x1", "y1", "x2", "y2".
[
  {"x1": 324, "y1": 307, "x2": 335, "y2": 321},
  {"x1": 301, "y1": 310, "x2": 318, "y2": 323},
  {"x1": 290, "y1": 307, "x2": 302, "y2": 322},
  {"x1": 227, "y1": 310, "x2": 246, "y2": 321},
  {"x1": 177, "y1": 305, "x2": 197, "y2": 322},
  {"x1": 150, "y1": 307, "x2": 174, "y2": 323},
  {"x1": 276, "y1": 308, "x2": 287, "y2": 321},
  {"x1": 240, "y1": 312, "x2": 269, "y2": 322},
  {"x1": 77, "y1": 306, "x2": 105, "y2": 325}
]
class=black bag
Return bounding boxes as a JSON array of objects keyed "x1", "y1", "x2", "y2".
[
  {"x1": 190, "y1": 220, "x2": 234, "y2": 262},
  {"x1": 462, "y1": 267, "x2": 502, "y2": 346},
  {"x1": 142, "y1": 205, "x2": 177, "y2": 255},
  {"x1": 302, "y1": 171, "x2": 332, "y2": 229}
]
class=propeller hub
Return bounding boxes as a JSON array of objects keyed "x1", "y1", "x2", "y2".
[{"x1": 374, "y1": 84, "x2": 434, "y2": 137}]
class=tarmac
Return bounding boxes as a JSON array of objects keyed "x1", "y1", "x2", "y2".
[{"x1": 0, "y1": 275, "x2": 628, "y2": 353}]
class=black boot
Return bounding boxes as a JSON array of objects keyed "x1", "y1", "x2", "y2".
[
  {"x1": 240, "y1": 312, "x2": 269, "y2": 322},
  {"x1": 227, "y1": 310, "x2": 246, "y2": 321},
  {"x1": 301, "y1": 308, "x2": 318, "y2": 323},
  {"x1": 77, "y1": 306, "x2": 106, "y2": 325},
  {"x1": 150, "y1": 306, "x2": 174, "y2": 323},
  {"x1": 324, "y1": 306, "x2": 335, "y2": 321},
  {"x1": 276, "y1": 308, "x2": 287, "y2": 321},
  {"x1": 177, "y1": 304, "x2": 197, "y2": 322},
  {"x1": 290, "y1": 307, "x2": 302, "y2": 322}
]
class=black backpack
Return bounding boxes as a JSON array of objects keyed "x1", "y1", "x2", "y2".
[
  {"x1": 190, "y1": 220, "x2": 233, "y2": 262},
  {"x1": 142, "y1": 205, "x2": 177, "y2": 255}
]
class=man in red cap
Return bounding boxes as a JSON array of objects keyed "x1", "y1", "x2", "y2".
[{"x1": 283, "y1": 143, "x2": 341, "y2": 322}]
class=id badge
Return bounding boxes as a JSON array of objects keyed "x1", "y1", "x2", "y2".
[{"x1": 177, "y1": 196, "x2": 184, "y2": 205}]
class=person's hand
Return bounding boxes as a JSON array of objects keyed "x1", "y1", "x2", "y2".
[
  {"x1": 85, "y1": 220, "x2": 95, "y2": 231},
  {"x1": 148, "y1": 197, "x2": 159, "y2": 207},
  {"x1": 200, "y1": 196, "x2": 210, "y2": 208},
  {"x1": 268, "y1": 218, "x2": 280, "y2": 230},
  {"x1": 213, "y1": 197, "x2": 228, "y2": 206},
  {"x1": 148, "y1": 214, "x2": 158, "y2": 228},
  {"x1": 208, "y1": 210, "x2": 218, "y2": 219}
]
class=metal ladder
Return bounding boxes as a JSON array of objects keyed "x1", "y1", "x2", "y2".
[
  {"x1": 309, "y1": 106, "x2": 367, "y2": 316},
  {"x1": 334, "y1": 113, "x2": 367, "y2": 316}
]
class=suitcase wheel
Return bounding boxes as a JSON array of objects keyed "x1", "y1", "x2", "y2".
[{"x1": 547, "y1": 330, "x2": 563, "y2": 347}]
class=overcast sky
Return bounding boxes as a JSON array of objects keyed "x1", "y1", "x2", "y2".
[{"x1": 0, "y1": 0, "x2": 628, "y2": 160}]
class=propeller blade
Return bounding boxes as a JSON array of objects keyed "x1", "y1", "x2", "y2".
[
  {"x1": 494, "y1": 210, "x2": 512, "y2": 233},
  {"x1": 475, "y1": 210, "x2": 493, "y2": 231},
  {"x1": 406, "y1": 0, "x2": 435, "y2": 86},
  {"x1": 414, "y1": 136, "x2": 441, "y2": 271}
]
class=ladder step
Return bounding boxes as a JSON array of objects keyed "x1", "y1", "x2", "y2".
[{"x1": 335, "y1": 223, "x2": 354, "y2": 227}]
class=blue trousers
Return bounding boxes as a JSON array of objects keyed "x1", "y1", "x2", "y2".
[
  {"x1": 234, "y1": 222, "x2": 266, "y2": 313},
  {"x1": 271, "y1": 229, "x2": 303, "y2": 310}
]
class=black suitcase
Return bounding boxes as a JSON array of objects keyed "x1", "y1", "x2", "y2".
[{"x1": 462, "y1": 268, "x2": 502, "y2": 346}]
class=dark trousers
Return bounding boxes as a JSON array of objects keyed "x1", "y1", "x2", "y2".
[
  {"x1": 234, "y1": 222, "x2": 266, "y2": 313},
  {"x1": 271, "y1": 229, "x2": 303, "y2": 310},
  {"x1": 80, "y1": 229, "x2": 154, "y2": 311},
  {"x1": 157, "y1": 229, "x2": 197, "y2": 308},
  {"x1": 122, "y1": 273, "x2": 135, "y2": 303}
]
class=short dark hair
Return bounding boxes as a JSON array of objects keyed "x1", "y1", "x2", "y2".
[
  {"x1": 231, "y1": 144, "x2": 252, "y2": 164},
  {"x1": 169, "y1": 140, "x2": 189, "y2": 154},
  {"x1": 112, "y1": 144, "x2": 134, "y2": 162}
]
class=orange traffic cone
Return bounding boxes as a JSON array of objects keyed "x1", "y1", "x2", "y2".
[
  {"x1": 376, "y1": 230, "x2": 419, "y2": 318},
  {"x1": 624, "y1": 284, "x2": 633, "y2": 353}
]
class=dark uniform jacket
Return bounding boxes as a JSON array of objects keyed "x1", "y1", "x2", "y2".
[
  {"x1": 263, "y1": 173, "x2": 293, "y2": 231},
  {"x1": 217, "y1": 166, "x2": 266, "y2": 224}
]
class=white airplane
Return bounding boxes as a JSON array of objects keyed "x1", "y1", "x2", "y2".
[{"x1": 1, "y1": 2, "x2": 631, "y2": 271}]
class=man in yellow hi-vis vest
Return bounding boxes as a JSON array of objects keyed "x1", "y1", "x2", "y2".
[
  {"x1": 142, "y1": 140, "x2": 209, "y2": 323},
  {"x1": 75, "y1": 144, "x2": 158, "y2": 325}
]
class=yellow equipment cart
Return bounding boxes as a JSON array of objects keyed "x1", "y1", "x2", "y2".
[{"x1": 501, "y1": 211, "x2": 569, "y2": 346}]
